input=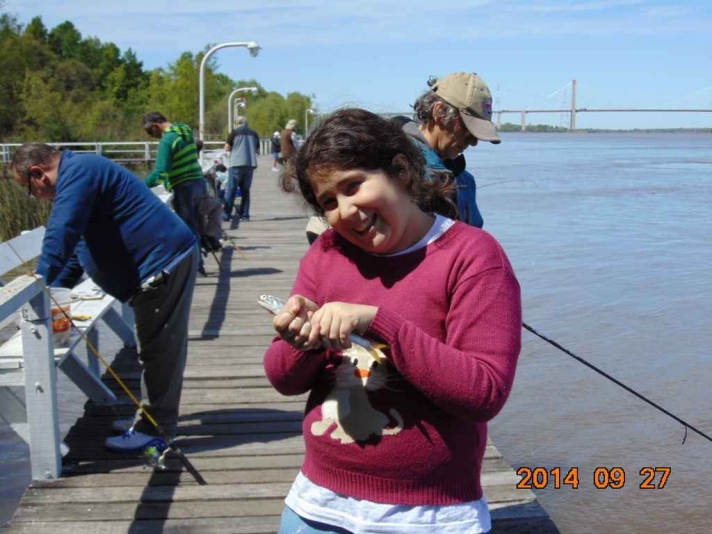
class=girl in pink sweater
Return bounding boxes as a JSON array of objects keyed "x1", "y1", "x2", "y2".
[{"x1": 264, "y1": 108, "x2": 521, "y2": 534}]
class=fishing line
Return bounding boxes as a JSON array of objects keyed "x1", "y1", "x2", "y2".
[
  {"x1": 478, "y1": 179, "x2": 536, "y2": 189},
  {"x1": 523, "y1": 322, "x2": 712, "y2": 445},
  {"x1": 7, "y1": 241, "x2": 207, "y2": 484}
]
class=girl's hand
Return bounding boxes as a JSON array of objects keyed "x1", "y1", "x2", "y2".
[
  {"x1": 307, "y1": 302, "x2": 378, "y2": 352},
  {"x1": 273, "y1": 295, "x2": 322, "y2": 351}
]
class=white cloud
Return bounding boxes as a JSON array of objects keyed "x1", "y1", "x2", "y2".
[{"x1": 5, "y1": 0, "x2": 711, "y2": 53}]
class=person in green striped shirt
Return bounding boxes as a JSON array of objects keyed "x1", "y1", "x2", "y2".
[{"x1": 143, "y1": 112, "x2": 207, "y2": 275}]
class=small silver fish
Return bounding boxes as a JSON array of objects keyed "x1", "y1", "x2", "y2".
[{"x1": 257, "y1": 294, "x2": 386, "y2": 361}]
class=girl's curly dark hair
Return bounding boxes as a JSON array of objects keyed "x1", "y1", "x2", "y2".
[{"x1": 280, "y1": 108, "x2": 457, "y2": 219}]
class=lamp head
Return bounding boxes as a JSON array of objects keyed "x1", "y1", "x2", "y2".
[{"x1": 247, "y1": 42, "x2": 261, "y2": 57}]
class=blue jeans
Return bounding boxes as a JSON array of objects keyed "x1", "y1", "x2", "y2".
[
  {"x1": 224, "y1": 166, "x2": 255, "y2": 219},
  {"x1": 172, "y1": 180, "x2": 204, "y2": 269},
  {"x1": 278, "y1": 507, "x2": 352, "y2": 534}
]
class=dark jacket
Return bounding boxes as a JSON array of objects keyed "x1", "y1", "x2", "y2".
[{"x1": 37, "y1": 151, "x2": 197, "y2": 301}]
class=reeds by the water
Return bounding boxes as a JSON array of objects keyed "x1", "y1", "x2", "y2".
[{"x1": 0, "y1": 167, "x2": 52, "y2": 242}]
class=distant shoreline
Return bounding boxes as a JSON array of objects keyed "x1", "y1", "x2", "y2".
[{"x1": 497, "y1": 124, "x2": 712, "y2": 134}]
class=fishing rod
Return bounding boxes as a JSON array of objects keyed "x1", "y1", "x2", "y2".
[
  {"x1": 478, "y1": 179, "x2": 536, "y2": 189},
  {"x1": 7, "y1": 241, "x2": 208, "y2": 484},
  {"x1": 200, "y1": 242, "x2": 224, "y2": 273},
  {"x1": 523, "y1": 321, "x2": 712, "y2": 445},
  {"x1": 218, "y1": 226, "x2": 248, "y2": 260},
  {"x1": 201, "y1": 207, "x2": 248, "y2": 262}
]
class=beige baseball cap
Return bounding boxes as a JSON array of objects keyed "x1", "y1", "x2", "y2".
[{"x1": 431, "y1": 72, "x2": 501, "y2": 144}]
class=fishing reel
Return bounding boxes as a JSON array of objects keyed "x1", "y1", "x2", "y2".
[{"x1": 141, "y1": 439, "x2": 170, "y2": 470}]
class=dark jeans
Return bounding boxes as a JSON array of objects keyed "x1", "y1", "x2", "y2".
[
  {"x1": 172, "y1": 180, "x2": 204, "y2": 269},
  {"x1": 224, "y1": 166, "x2": 255, "y2": 219},
  {"x1": 129, "y1": 247, "x2": 198, "y2": 437}
]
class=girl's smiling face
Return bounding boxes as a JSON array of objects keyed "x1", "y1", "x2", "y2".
[{"x1": 311, "y1": 163, "x2": 432, "y2": 255}]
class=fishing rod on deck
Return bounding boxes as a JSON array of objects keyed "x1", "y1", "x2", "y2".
[
  {"x1": 523, "y1": 321, "x2": 712, "y2": 445},
  {"x1": 7, "y1": 241, "x2": 208, "y2": 484}
]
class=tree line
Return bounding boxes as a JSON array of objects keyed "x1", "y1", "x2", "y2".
[{"x1": 0, "y1": 12, "x2": 314, "y2": 142}]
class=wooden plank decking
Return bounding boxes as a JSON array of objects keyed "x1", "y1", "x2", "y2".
[{"x1": 4, "y1": 157, "x2": 559, "y2": 533}]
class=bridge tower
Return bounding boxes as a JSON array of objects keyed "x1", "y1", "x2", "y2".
[{"x1": 570, "y1": 79, "x2": 577, "y2": 130}]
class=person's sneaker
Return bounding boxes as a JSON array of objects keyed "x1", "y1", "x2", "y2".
[
  {"x1": 105, "y1": 428, "x2": 165, "y2": 453},
  {"x1": 111, "y1": 417, "x2": 136, "y2": 434}
]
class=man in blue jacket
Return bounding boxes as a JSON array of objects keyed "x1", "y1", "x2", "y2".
[
  {"x1": 402, "y1": 71, "x2": 501, "y2": 228},
  {"x1": 11, "y1": 143, "x2": 199, "y2": 452}
]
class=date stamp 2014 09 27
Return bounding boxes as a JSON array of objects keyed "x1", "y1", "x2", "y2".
[{"x1": 516, "y1": 466, "x2": 671, "y2": 490}]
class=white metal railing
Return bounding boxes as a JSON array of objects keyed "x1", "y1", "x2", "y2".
[{"x1": 1, "y1": 140, "x2": 273, "y2": 164}]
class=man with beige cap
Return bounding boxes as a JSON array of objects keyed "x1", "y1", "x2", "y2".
[{"x1": 403, "y1": 71, "x2": 500, "y2": 228}]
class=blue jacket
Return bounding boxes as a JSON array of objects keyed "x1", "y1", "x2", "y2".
[
  {"x1": 402, "y1": 122, "x2": 484, "y2": 228},
  {"x1": 37, "y1": 151, "x2": 197, "y2": 301}
]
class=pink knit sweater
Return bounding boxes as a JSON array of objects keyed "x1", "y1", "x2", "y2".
[{"x1": 263, "y1": 222, "x2": 521, "y2": 505}]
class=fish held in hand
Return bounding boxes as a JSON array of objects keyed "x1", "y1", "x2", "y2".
[{"x1": 257, "y1": 294, "x2": 386, "y2": 362}]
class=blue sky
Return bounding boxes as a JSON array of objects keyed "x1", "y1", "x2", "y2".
[{"x1": 5, "y1": 0, "x2": 712, "y2": 129}]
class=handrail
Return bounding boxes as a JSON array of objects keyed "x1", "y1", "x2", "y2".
[{"x1": 1, "y1": 140, "x2": 273, "y2": 163}]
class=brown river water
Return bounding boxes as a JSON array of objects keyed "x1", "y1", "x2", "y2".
[{"x1": 480, "y1": 133, "x2": 711, "y2": 533}]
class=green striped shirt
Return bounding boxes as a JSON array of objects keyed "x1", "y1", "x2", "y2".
[{"x1": 145, "y1": 123, "x2": 202, "y2": 191}]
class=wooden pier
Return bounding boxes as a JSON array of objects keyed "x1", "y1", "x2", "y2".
[{"x1": 4, "y1": 158, "x2": 559, "y2": 533}]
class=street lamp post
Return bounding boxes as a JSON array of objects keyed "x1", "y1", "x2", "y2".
[
  {"x1": 227, "y1": 86, "x2": 258, "y2": 132},
  {"x1": 198, "y1": 41, "x2": 260, "y2": 164},
  {"x1": 233, "y1": 101, "x2": 246, "y2": 126},
  {"x1": 305, "y1": 108, "x2": 315, "y2": 137}
]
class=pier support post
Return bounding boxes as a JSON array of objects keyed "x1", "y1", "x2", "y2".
[{"x1": 21, "y1": 289, "x2": 62, "y2": 480}]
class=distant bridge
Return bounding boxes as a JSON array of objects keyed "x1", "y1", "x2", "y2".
[{"x1": 383, "y1": 80, "x2": 712, "y2": 131}]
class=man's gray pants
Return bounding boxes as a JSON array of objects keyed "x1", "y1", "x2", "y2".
[{"x1": 129, "y1": 247, "x2": 198, "y2": 437}]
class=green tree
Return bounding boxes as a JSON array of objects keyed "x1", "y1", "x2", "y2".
[
  {"x1": 24, "y1": 16, "x2": 47, "y2": 42},
  {"x1": 285, "y1": 92, "x2": 313, "y2": 135},
  {"x1": 0, "y1": 14, "x2": 26, "y2": 139},
  {"x1": 247, "y1": 91, "x2": 288, "y2": 137},
  {"x1": 0, "y1": 11, "x2": 314, "y2": 143},
  {"x1": 48, "y1": 20, "x2": 82, "y2": 59}
]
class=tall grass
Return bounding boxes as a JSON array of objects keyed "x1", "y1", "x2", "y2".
[
  {"x1": 0, "y1": 159, "x2": 155, "y2": 243},
  {"x1": 0, "y1": 166, "x2": 53, "y2": 242}
]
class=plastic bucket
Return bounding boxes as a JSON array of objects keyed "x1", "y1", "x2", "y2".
[{"x1": 50, "y1": 288, "x2": 72, "y2": 348}]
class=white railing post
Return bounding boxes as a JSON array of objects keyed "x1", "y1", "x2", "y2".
[
  {"x1": 86, "y1": 327, "x2": 101, "y2": 378},
  {"x1": 20, "y1": 287, "x2": 62, "y2": 481},
  {"x1": 121, "y1": 302, "x2": 136, "y2": 348},
  {"x1": 144, "y1": 142, "x2": 151, "y2": 162}
]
